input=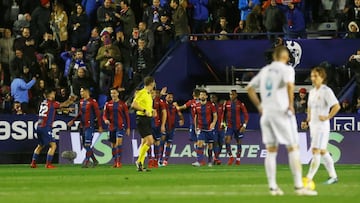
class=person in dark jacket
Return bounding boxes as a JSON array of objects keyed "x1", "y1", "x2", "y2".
[
  {"x1": 30, "y1": 0, "x2": 51, "y2": 43},
  {"x1": 132, "y1": 38, "x2": 153, "y2": 87},
  {"x1": 69, "y1": 4, "x2": 90, "y2": 48},
  {"x1": 263, "y1": 0, "x2": 286, "y2": 41}
]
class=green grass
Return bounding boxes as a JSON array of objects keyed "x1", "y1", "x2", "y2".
[{"x1": 0, "y1": 164, "x2": 359, "y2": 203}]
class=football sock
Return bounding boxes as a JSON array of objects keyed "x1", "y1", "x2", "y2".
[
  {"x1": 46, "y1": 154, "x2": 53, "y2": 165},
  {"x1": 214, "y1": 144, "x2": 220, "y2": 159},
  {"x1": 137, "y1": 144, "x2": 150, "y2": 165},
  {"x1": 164, "y1": 146, "x2": 171, "y2": 161},
  {"x1": 288, "y1": 149, "x2": 303, "y2": 188},
  {"x1": 307, "y1": 153, "x2": 321, "y2": 180},
  {"x1": 236, "y1": 144, "x2": 242, "y2": 159},
  {"x1": 159, "y1": 140, "x2": 165, "y2": 161},
  {"x1": 116, "y1": 145, "x2": 123, "y2": 163},
  {"x1": 154, "y1": 144, "x2": 160, "y2": 161},
  {"x1": 112, "y1": 146, "x2": 116, "y2": 159},
  {"x1": 32, "y1": 153, "x2": 39, "y2": 162},
  {"x1": 147, "y1": 147, "x2": 152, "y2": 160},
  {"x1": 265, "y1": 151, "x2": 278, "y2": 189},
  {"x1": 322, "y1": 152, "x2": 337, "y2": 178},
  {"x1": 226, "y1": 143, "x2": 232, "y2": 156},
  {"x1": 208, "y1": 148, "x2": 213, "y2": 163},
  {"x1": 85, "y1": 146, "x2": 92, "y2": 161},
  {"x1": 196, "y1": 146, "x2": 204, "y2": 163}
]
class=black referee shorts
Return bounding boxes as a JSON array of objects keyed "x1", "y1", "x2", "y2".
[{"x1": 136, "y1": 116, "x2": 152, "y2": 138}]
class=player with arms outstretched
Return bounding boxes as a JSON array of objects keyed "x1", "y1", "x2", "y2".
[
  {"x1": 301, "y1": 67, "x2": 340, "y2": 185},
  {"x1": 31, "y1": 89, "x2": 76, "y2": 168},
  {"x1": 103, "y1": 87, "x2": 131, "y2": 168},
  {"x1": 247, "y1": 46, "x2": 317, "y2": 196}
]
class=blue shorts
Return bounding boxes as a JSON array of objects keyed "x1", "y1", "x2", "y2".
[
  {"x1": 152, "y1": 126, "x2": 162, "y2": 141},
  {"x1": 83, "y1": 127, "x2": 94, "y2": 145},
  {"x1": 214, "y1": 130, "x2": 225, "y2": 144},
  {"x1": 108, "y1": 129, "x2": 125, "y2": 143},
  {"x1": 225, "y1": 128, "x2": 244, "y2": 140},
  {"x1": 165, "y1": 130, "x2": 175, "y2": 143},
  {"x1": 198, "y1": 130, "x2": 215, "y2": 143},
  {"x1": 189, "y1": 124, "x2": 197, "y2": 142},
  {"x1": 36, "y1": 127, "x2": 55, "y2": 146}
]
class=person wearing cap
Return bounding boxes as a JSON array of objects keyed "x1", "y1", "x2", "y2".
[{"x1": 294, "y1": 87, "x2": 307, "y2": 113}]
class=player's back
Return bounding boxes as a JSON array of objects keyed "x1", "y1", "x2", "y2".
[{"x1": 258, "y1": 61, "x2": 294, "y2": 113}]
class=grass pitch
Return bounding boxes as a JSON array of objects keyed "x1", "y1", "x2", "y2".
[{"x1": 0, "y1": 164, "x2": 359, "y2": 203}]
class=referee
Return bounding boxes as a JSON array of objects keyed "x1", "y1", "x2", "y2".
[{"x1": 131, "y1": 76, "x2": 156, "y2": 171}]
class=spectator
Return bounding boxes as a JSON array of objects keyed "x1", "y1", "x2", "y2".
[
  {"x1": 263, "y1": 0, "x2": 285, "y2": 41},
  {"x1": 132, "y1": 38, "x2": 153, "y2": 86},
  {"x1": 56, "y1": 86, "x2": 70, "y2": 103},
  {"x1": 129, "y1": 27, "x2": 140, "y2": 53},
  {"x1": 210, "y1": 0, "x2": 239, "y2": 31},
  {"x1": 31, "y1": 79, "x2": 46, "y2": 109},
  {"x1": 39, "y1": 31, "x2": 59, "y2": 59},
  {"x1": 345, "y1": 21, "x2": 360, "y2": 38},
  {"x1": 294, "y1": 87, "x2": 307, "y2": 113},
  {"x1": 113, "y1": 62, "x2": 125, "y2": 91},
  {"x1": 82, "y1": 0, "x2": 103, "y2": 28},
  {"x1": 113, "y1": 28, "x2": 132, "y2": 79},
  {"x1": 10, "y1": 74, "x2": 36, "y2": 114},
  {"x1": 347, "y1": 0, "x2": 360, "y2": 25},
  {"x1": 48, "y1": 63, "x2": 65, "y2": 90},
  {"x1": 30, "y1": 0, "x2": 51, "y2": 43},
  {"x1": 13, "y1": 27, "x2": 37, "y2": 66},
  {"x1": 244, "y1": 5, "x2": 264, "y2": 39},
  {"x1": 0, "y1": 85, "x2": 12, "y2": 114},
  {"x1": 347, "y1": 49, "x2": 360, "y2": 98},
  {"x1": 117, "y1": 0, "x2": 136, "y2": 39},
  {"x1": 143, "y1": 0, "x2": 164, "y2": 31},
  {"x1": 285, "y1": 2, "x2": 306, "y2": 39},
  {"x1": 72, "y1": 67, "x2": 98, "y2": 98},
  {"x1": 13, "y1": 14, "x2": 30, "y2": 38},
  {"x1": 214, "y1": 17, "x2": 232, "y2": 40},
  {"x1": 13, "y1": 101, "x2": 24, "y2": 115},
  {"x1": 340, "y1": 99, "x2": 353, "y2": 113},
  {"x1": 189, "y1": 0, "x2": 209, "y2": 34},
  {"x1": 0, "y1": 28, "x2": 15, "y2": 85},
  {"x1": 354, "y1": 96, "x2": 360, "y2": 113},
  {"x1": 69, "y1": 4, "x2": 90, "y2": 49},
  {"x1": 84, "y1": 27, "x2": 102, "y2": 85},
  {"x1": 154, "y1": 12, "x2": 174, "y2": 60},
  {"x1": 96, "y1": 35, "x2": 121, "y2": 93},
  {"x1": 170, "y1": 0, "x2": 190, "y2": 39},
  {"x1": 139, "y1": 21, "x2": 155, "y2": 55},
  {"x1": 233, "y1": 20, "x2": 246, "y2": 39},
  {"x1": 67, "y1": 49, "x2": 90, "y2": 85},
  {"x1": 97, "y1": 0, "x2": 116, "y2": 30},
  {"x1": 10, "y1": 49, "x2": 28, "y2": 81},
  {"x1": 51, "y1": 2, "x2": 68, "y2": 51},
  {"x1": 238, "y1": 0, "x2": 261, "y2": 21}
]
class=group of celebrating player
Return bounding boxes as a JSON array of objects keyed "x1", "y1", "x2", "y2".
[{"x1": 29, "y1": 45, "x2": 340, "y2": 196}]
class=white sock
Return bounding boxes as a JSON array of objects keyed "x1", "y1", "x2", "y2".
[
  {"x1": 322, "y1": 152, "x2": 337, "y2": 178},
  {"x1": 265, "y1": 151, "x2": 277, "y2": 189},
  {"x1": 307, "y1": 154, "x2": 321, "y2": 180},
  {"x1": 288, "y1": 149, "x2": 302, "y2": 188}
]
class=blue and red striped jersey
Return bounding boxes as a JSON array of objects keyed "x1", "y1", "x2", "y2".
[
  {"x1": 37, "y1": 99, "x2": 61, "y2": 128},
  {"x1": 103, "y1": 100, "x2": 130, "y2": 131},
  {"x1": 184, "y1": 99, "x2": 199, "y2": 125},
  {"x1": 153, "y1": 96, "x2": 167, "y2": 127},
  {"x1": 194, "y1": 101, "x2": 217, "y2": 130},
  {"x1": 72, "y1": 98, "x2": 102, "y2": 128},
  {"x1": 165, "y1": 102, "x2": 179, "y2": 131},
  {"x1": 224, "y1": 99, "x2": 249, "y2": 129},
  {"x1": 214, "y1": 102, "x2": 225, "y2": 130}
]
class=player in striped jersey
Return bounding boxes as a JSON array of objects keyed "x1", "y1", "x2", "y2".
[
  {"x1": 159, "y1": 93, "x2": 184, "y2": 166},
  {"x1": 68, "y1": 87, "x2": 103, "y2": 168},
  {"x1": 210, "y1": 94, "x2": 225, "y2": 165},
  {"x1": 31, "y1": 88, "x2": 76, "y2": 168},
  {"x1": 223, "y1": 90, "x2": 249, "y2": 165},
  {"x1": 192, "y1": 89, "x2": 217, "y2": 167},
  {"x1": 103, "y1": 87, "x2": 131, "y2": 168}
]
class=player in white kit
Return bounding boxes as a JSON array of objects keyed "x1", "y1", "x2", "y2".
[
  {"x1": 301, "y1": 67, "x2": 340, "y2": 185},
  {"x1": 247, "y1": 46, "x2": 317, "y2": 196}
]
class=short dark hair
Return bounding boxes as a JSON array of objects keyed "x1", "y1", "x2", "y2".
[
  {"x1": 44, "y1": 88, "x2": 56, "y2": 96},
  {"x1": 171, "y1": 0, "x2": 179, "y2": 5},
  {"x1": 109, "y1": 87, "x2": 119, "y2": 92},
  {"x1": 120, "y1": 0, "x2": 129, "y2": 6},
  {"x1": 199, "y1": 89, "x2": 207, "y2": 95},
  {"x1": 80, "y1": 86, "x2": 90, "y2": 91},
  {"x1": 193, "y1": 88, "x2": 200, "y2": 97},
  {"x1": 144, "y1": 76, "x2": 155, "y2": 86}
]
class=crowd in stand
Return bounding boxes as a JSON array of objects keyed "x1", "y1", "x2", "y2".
[{"x1": 0, "y1": 0, "x2": 359, "y2": 115}]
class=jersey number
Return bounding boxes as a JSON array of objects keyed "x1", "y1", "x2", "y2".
[
  {"x1": 265, "y1": 78, "x2": 273, "y2": 97},
  {"x1": 39, "y1": 103, "x2": 49, "y2": 117}
]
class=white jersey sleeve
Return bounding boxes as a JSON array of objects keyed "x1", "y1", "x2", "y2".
[
  {"x1": 283, "y1": 65, "x2": 295, "y2": 84},
  {"x1": 248, "y1": 69, "x2": 263, "y2": 89},
  {"x1": 325, "y1": 87, "x2": 339, "y2": 107}
]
